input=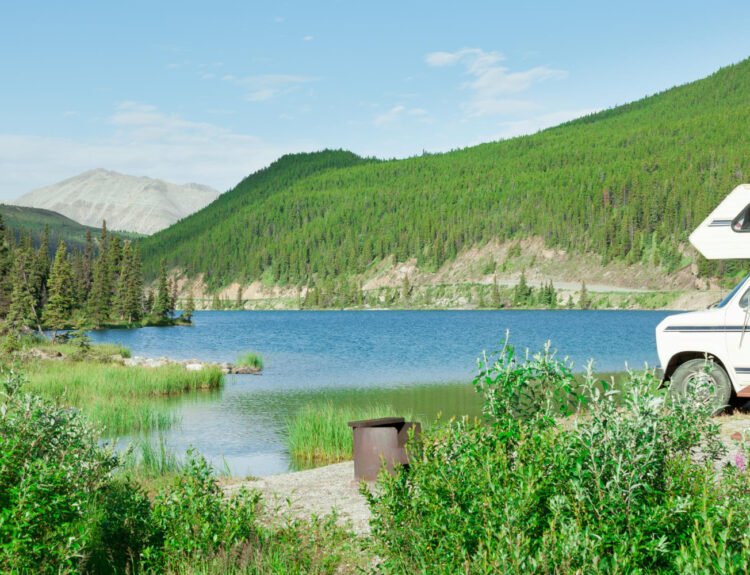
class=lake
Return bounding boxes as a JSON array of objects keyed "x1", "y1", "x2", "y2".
[{"x1": 89, "y1": 309, "x2": 676, "y2": 476}]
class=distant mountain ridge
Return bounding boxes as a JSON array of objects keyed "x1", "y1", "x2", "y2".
[{"x1": 14, "y1": 169, "x2": 220, "y2": 235}]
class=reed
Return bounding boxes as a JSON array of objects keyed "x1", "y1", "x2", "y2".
[
  {"x1": 236, "y1": 351, "x2": 263, "y2": 370},
  {"x1": 24, "y1": 362, "x2": 223, "y2": 434},
  {"x1": 286, "y1": 401, "x2": 419, "y2": 465}
]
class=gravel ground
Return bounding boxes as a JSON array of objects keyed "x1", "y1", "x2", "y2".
[{"x1": 225, "y1": 461, "x2": 373, "y2": 535}]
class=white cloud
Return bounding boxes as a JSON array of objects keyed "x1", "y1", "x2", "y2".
[
  {"x1": 222, "y1": 74, "x2": 316, "y2": 102},
  {"x1": 0, "y1": 102, "x2": 315, "y2": 201},
  {"x1": 373, "y1": 105, "x2": 406, "y2": 126},
  {"x1": 373, "y1": 105, "x2": 432, "y2": 126},
  {"x1": 426, "y1": 47, "x2": 567, "y2": 117},
  {"x1": 303, "y1": 35, "x2": 314, "y2": 41}
]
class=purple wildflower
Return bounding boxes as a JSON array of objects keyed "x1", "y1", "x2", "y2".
[{"x1": 735, "y1": 449, "x2": 746, "y2": 473}]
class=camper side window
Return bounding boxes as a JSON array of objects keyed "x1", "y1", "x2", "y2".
[
  {"x1": 732, "y1": 204, "x2": 750, "y2": 232},
  {"x1": 742, "y1": 289, "x2": 750, "y2": 309}
]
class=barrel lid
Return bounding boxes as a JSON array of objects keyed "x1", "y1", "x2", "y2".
[{"x1": 347, "y1": 416, "x2": 405, "y2": 428}]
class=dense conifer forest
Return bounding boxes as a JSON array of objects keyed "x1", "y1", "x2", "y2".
[
  {"x1": 0, "y1": 216, "x2": 184, "y2": 336},
  {"x1": 140, "y1": 58, "x2": 750, "y2": 288}
]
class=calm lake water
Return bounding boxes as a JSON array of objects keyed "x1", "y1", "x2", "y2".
[{"x1": 89, "y1": 310, "x2": 675, "y2": 476}]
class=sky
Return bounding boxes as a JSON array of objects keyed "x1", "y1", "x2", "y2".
[{"x1": 1, "y1": 0, "x2": 750, "y2": 200}]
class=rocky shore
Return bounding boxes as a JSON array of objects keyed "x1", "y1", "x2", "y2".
[{"x1": 122, "y1": 355, "x2": 261, "y2": 374}]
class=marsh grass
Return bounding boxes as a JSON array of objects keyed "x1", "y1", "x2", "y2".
[
  {"x1": 236, "y1": 351, "x2": 263, "y2": 370},
  {"x1": 14, "y1": 333, "x2": 131, "y2": 360},
  {"x1": 287, "y1": 401, "x2": 419, "y2": 465},
  {"x1": 24, "y1": 362, "x2": 223, "y2": 434}
]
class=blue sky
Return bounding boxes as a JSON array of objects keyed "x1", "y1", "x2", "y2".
[{"x1": 1, "y1": 0, "x2": 749, "y2": 200}]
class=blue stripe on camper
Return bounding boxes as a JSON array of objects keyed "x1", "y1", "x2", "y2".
[
  {"x1": 735, "y1": 367, "x2": 750, "y2": 374},
  {"x1": 664, "y1": 326, "x2": 749, "y2": 332},
  {"x1": 709, "y1": 219, "x2": 732, "y2": 227}
]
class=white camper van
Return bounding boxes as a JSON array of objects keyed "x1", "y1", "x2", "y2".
[{"x1": 656, "y1": 184, "x2": 750, "y2": 411}]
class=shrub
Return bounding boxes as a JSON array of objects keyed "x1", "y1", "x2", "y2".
[
  {"x1": 0, "y1": 368, "x2": 118, "y2": 573},
  {"x1": 366, "y1": 339, "x2": 749, "y2": 574}
]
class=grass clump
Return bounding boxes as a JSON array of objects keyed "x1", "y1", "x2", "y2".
[
  {"x1": 365, "y1": 339, "x2": 750, "y2": 574},
  {"x1": 24, "y1": 362, "x2": 223, "y2": 434},
  {"x1": 236, "y1": 351, "x2": 263, "y2": 370},
  {"x1": 287, "y1": 401, "x2": 418, "y2": 465}
]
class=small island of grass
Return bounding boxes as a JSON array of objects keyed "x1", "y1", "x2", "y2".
[{"x1": 1, "y1": 332, "x2": 224, "y2": 435}]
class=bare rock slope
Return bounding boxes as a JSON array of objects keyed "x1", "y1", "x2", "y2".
[{"x1": 14, "y1": 169, "x2": 220, "y2": 235}]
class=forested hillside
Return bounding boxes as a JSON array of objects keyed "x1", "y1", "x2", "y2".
[
  {"x1": 0, "y1": 204, "x2": 141, "y2": 254},
  {"x1": 141, "y1": 58, "x2": 750, "y2": 288}
]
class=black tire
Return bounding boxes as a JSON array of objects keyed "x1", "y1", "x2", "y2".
[{"x1": 670, "y1": 358, "x2": 732, "y2": 415}]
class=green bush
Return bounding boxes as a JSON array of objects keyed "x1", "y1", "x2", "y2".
[
  {"x1": 0, "y1": 368, "x2": 118, "y2": 573},
  {"x1": 365, "y1": 340, "x2": 750, "y2": 574}
]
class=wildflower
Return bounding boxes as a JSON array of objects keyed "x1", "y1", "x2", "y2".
[{"x1": 735, "y1": 449, "x2": 746, "y2": 472}]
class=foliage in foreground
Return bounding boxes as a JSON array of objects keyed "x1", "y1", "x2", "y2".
[
  {"x1": 287, "y1": 401, "x2": 418, "y2": 464},
  {"x1": 366, "y1": 341, "x2": 750, "y2": 574},
  {"x1": 0, "y1": 368, "x2": 361, "y2": 574}
]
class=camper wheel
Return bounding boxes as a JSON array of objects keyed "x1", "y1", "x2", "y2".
[{"x1": 670, "y1": 359, "x2": 732, "y2": 415}]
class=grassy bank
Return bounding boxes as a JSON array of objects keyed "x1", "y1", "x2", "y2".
[
  {"x1": 24, "y1": 361, "x2": 223, "y2": 434},
  {"x1": 287, "y1": 402, "x2": 419, "y2": 465}
]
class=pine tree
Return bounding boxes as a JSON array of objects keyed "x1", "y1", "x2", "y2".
[
  {"x1": 183, "y1": 289, "x2": 195, "y2": 322},
  {"x1": 513, "y1": 270, "x2": 532, "y2": 307},
  {"x1": 43, "y1": 240, "x2": 74, "y2": 343},
  {"x1": 491, "y1": 276, "x2": 502, "y2": 309},
  {"x1": 82, "y1": 230, "x2": 94, "y2": 298},
  {"x1": 235, "y1": 284, "x2": 243, "y2": 310},
  {"x1": 169, "y1": 275, "x2": 178, "y2": 318},
  {"x1": 144, "y1": 289, "x2": 154, "y2": 315},
  {"x1": 211, "y1": 292, "x2": 221, "y2": 310},
  {"x1": 579, "y1": 281, "x2": 591, "y2": 310},
  {"x1": 401, "y1": 273, "x2": 411, "y2": 303},
  {"x1": 0, "y1": 213, "x2": 12, "y2": 317},
  {"x1": 88, "y1": 248, "x2": 112, "y2": 327},
  {"x1": 152, "y1": 261, "x2": 171, "y2": 320},
  {"x1": 7, "y1": 250, "x2": 44, "y2": 335}
]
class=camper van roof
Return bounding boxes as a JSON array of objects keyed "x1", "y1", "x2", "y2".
[{"x1": 690, "y1": 184, "x2": 750, "y2": 260}]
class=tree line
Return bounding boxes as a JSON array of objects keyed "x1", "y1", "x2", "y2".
[
  {"x1": 140, "y1": 59, "x2": 750, "y2": 289},
  {"x1": 0, "y1": 215, "x2": 191, "y2": 341}
]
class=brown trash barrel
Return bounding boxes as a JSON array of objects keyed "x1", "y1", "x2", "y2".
[{"x1": 348, "y1": 417, "x2": 421, "y2": 482}]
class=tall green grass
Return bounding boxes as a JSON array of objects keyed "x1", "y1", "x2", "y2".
[
  {"x1": 24, "y1": 362, "x2": 223, "y2": 434},
  {"x1": 236, "y1": 351, "x2": 263, "y2": 370},
  {"x1": 286, "y1": 401, "x2": 419, "y2": 464}
]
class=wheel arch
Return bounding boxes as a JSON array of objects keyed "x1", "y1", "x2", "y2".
[{"x1": 663, "y1": 351, "x2": 733, "y2": 385}]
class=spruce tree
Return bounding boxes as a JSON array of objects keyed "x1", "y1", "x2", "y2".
[
  {"x1": 152, "y1": 261, "x2": 171, "y2": 320},
  {"x1": 579, "y1": 281, "x2": 591, "y2": 310},
  {"x1": 0, "y1": 214, "x2": 12, "y2": 317},
  {"x1": 7, "y1": 250, "x2": 44, "y2": 335},
  {"x1": 183, "y1": 289, "x2": 195, "y2": 322},
  {"x1": 43, "y1": 240, "x2": 74, "y2": 343},
  {"x1": 82, "y1": 230, "x2": 94, "y2": 298},
  {"x1": 88, "y1": 248, "x2": 112, "y2": 326},
  {"x1": 491, "y1": 275, "x2": 502, "y2": 309},
  {"x1": 235, "y1": 284, "x2": 243, "y2": 309}
]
